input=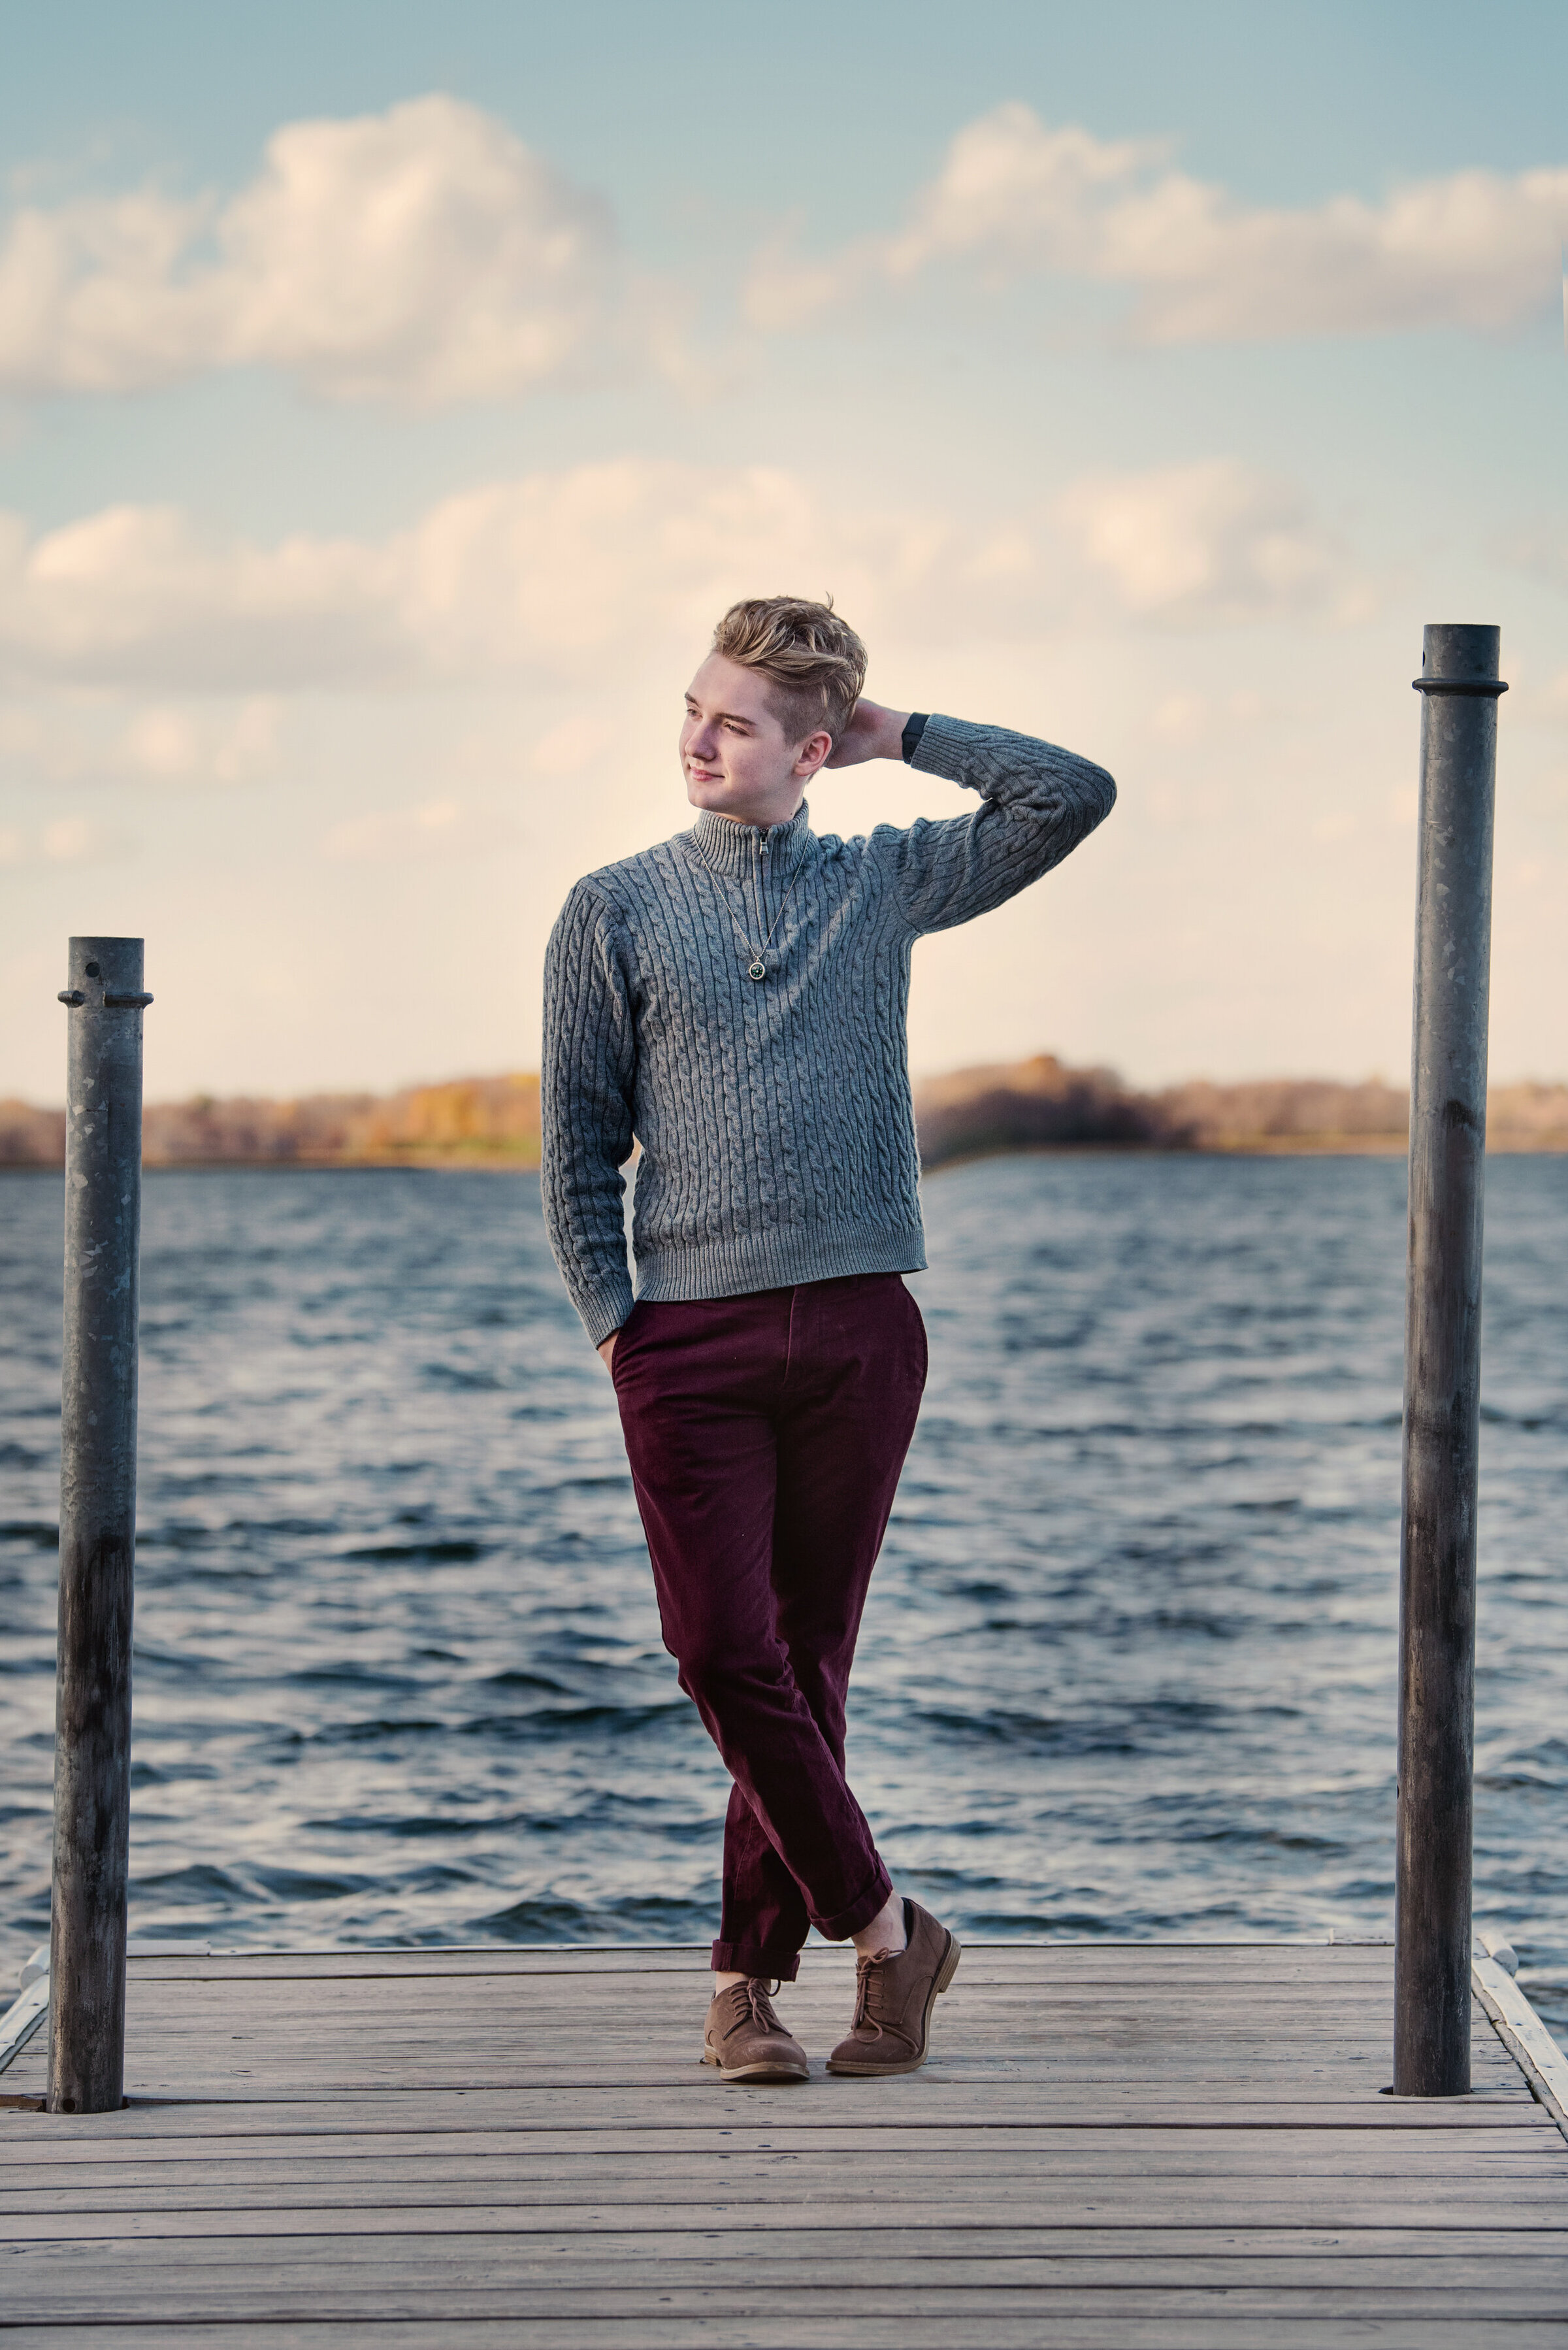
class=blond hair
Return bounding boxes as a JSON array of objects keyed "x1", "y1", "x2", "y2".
[{"x1": 711, "y1": 596, "x2": 868, "y2": 747}]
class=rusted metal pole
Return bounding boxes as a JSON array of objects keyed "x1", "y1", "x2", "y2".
[
  {"x1": 48, "y1": 938, "x2": 152, "y2": 2115},
  {"x1": 1395, "y1": 627, "x2": 1505, "y2": 2098}
]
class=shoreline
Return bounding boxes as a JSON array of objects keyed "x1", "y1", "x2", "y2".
[
  {"x1": 7, "y1": 1051, "x2": 1568, "y2": 1170},
  {"x1": 6, "y1": 1138, "x2": 1568, "y2": 1173}
]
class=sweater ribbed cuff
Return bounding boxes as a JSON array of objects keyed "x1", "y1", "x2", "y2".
[
  {"x1": 632, "y1": 1217, "x2": 926, "y2": 1306},
  {"x1": 572, "y1": 1272, "x2": 636, "y2": 1349},
  {"x1": 908, "y1": 712, "x2": 981, "y2": 787}
]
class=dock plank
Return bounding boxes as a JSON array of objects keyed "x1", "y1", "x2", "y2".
[
  {"x1": 5, "y1": 2328, "x2": 1568, "y2": 2350},
  {"x1": 3, "y1": 1944, "x2": 1565, "y2": 2343}
]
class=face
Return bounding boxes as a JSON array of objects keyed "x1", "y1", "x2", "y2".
[{"x1": 681, "y1": 652, "x2": 832, "y2": 828}]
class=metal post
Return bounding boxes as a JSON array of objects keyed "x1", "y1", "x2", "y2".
[
  {"x1": 1395, "y1": 627, "x2": 1505, "y2": 2097},
  {"x1": 48, "y1": 938, "x2": 152, "y2": 2115}
]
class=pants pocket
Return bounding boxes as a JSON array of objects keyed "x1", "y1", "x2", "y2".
[
  {"x1": 608, "y1": 1300, "x2": 647, "y2": 1391},
  {"x1": 903, "y1": 1282, "x2": 929, "y2": 1387}
]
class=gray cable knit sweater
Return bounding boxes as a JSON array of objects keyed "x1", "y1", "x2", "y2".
[{"x1": 541, "y1": 714, "x2": 1116, "y2": 1344}]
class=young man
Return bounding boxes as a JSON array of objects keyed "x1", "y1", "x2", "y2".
[{"x1": 542, "y1": 597, "x2": 1115, "y2": 2082}]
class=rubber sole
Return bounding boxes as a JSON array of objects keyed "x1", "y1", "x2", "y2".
[
  {"x1": 701, "y1": 2048, "x2": 809, "y2": 2083},
  {"x1": 825, "y1": 1930, "x2": 962, "y2": 2077}
]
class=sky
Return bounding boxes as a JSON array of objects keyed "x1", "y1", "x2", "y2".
[{"x1": 1, "y1": 0, "x2": 1565, "y2": 1104}]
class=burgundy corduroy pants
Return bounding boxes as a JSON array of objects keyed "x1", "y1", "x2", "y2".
[{"x1": 612, "y1": 1271, "x2": 926, "y2": 1981}]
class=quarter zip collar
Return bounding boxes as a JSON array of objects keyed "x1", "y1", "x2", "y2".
[{"x1": 690, "y1": 797, "x2": 812, "y2": 879}]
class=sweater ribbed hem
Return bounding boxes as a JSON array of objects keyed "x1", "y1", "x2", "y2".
[{"x1": 634, "y1": 1217, "x2": 927, "y2": 1305}]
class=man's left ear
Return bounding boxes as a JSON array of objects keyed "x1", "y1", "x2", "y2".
[{"x1": 794, "y1": 729, "x2": 832, "y2": 776}]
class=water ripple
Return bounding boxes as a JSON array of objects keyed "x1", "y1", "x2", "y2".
[{"x1": 1, "y1": 1156, "x2": 1565, "y2": 2032}]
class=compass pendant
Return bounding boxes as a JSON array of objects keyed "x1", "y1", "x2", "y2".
[{"x1": 747, "y1": 958, "x2": 768, "y2": 982}]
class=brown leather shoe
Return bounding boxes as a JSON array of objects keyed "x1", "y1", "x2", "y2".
[
  {"x1": 826, "y1": 1899, "x2": 960, "y2": 2077},
  {"x1": 702, "y1": 1978, "x2": 809, "y2": 2083}
]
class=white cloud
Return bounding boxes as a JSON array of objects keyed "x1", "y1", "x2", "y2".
[
  {"x1": 0, "y1": 95, "x2": 621, "y2": 403},
  {"x1": 0, "y1": 815, "x2": 135, "y2": 865},
  {"x1": 1057, "y1": 460, "x2": 1367, "y2": 627},
  {"x1": 1508, "y1": 529, "x2": 1568, "y2": 599},
  {"x1": 9, "y1": 95, "x2": 1552, "y2": 407},
  {"x1": 42, "y1": 816, "x2": 110, "y2": 861},
  {"x1": 321, "y1": 795, "x2": 525, "y2": 863},
  {"x1": 0, "y1": 502, "x2": 406, "y2": 686},
  {"x1": 0, "y1": 463, "x2": 937, "y2": 688},
  {"x1": 531, "y1": 716, "x2": 614, "y2": 776},
  {"x1": 120, "y1": 698, "x2": 280, "y2": 784},
  {"x1": 0, "y1": 455, "x2": 1369, "y2": 695},
  {"x1": 746, "y1": 103, "x2": 1568, "y2": 344},
  {"x1": 1147, "y1": 688, "x2": 1265, "y2": 744},
  {"x1": 1, "y1": 695, "x2": 282, "y2": 787}
]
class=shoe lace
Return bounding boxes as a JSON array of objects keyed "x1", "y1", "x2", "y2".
[
  {"x1": 850, "y1": 1948, "x2": 895, "y2": 2037},
  {"x1": 722, "y1": 1978, "x2": 784, "y2": 2040}
]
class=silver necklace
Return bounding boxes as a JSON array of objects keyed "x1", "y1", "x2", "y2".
[{"x1": 698, "y1": 842, "x2": 805, "y2": 981}]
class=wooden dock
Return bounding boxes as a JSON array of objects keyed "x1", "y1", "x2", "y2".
[{"x1": 3, "y1": 1940, "x2": 1567, "y2": 2345}]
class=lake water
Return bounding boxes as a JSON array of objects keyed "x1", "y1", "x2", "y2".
[{"x1": 3, "y1": 1156, "x2": 1565, "y2": 2034}]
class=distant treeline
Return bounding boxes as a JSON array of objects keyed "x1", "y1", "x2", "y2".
[
  {"x1": 5, "y1": 1057, "x2": 1568, "y2": 1171},
  {"x1": 915, "y1": 1059, "x2": 1568, "y2": 1161},
  {"x1": 0, "y1": 1075, "x2": 542, "y2": 1170}
]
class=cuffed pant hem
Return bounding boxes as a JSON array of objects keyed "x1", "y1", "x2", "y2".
[
  {"x1": 814, "y1": 1857, "x2": 894, "y2": 1945},
  {"x1": 710, "y1": 1940, "x2": 804, "y2": 1983}
]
